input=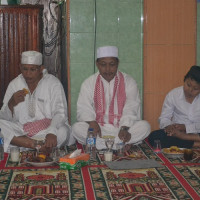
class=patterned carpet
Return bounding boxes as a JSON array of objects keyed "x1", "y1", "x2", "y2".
[
  {"x1": 0, "y1": 141, "x2": 200, "y2": 200},
  {"x1": 0, "y1": 168, "x2": 88, "y2": 200},
  {"x1": 89, "y1": 167, "x2": 193, "y2": 200}
]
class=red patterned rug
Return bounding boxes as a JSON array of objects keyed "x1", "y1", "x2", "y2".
[
  {"x1": 1, "y1": 141, "x2": 200, "y2": 200},
  {"x1": 0, "y1": 168, "x2": 87, "y2": 200},
  {"x1": 174, "y1": 165, "x2": 200, "y2": 197},
  {"x1": 88, "y1": 166, "x2": 193, "y2": 200}
]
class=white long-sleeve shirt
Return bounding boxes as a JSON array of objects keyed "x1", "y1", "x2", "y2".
[
  {"x1": 77, "y1": 71, "x2": 141, "y2": 128},
  {"x1": 0, "y1": 69, "x2": 69, "y2": 136},
  {"x1": 159, "y1": 86, "x2": 200, "y2": 133}
]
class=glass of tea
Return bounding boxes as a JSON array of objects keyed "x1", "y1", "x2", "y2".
[{"x1": 183, "y1": 149, "x2": 193, "y2": 161}]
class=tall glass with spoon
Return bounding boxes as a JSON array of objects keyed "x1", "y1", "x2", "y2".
[
  {"x1": 104, "y1": 136, "x2": 115, "y2": 161},
  {"x1": 35, "y1": 140, "x2": 44, "y2": 156},
  {"x1": 105, "y1": 137, "x2": 115, "y2": 152}
]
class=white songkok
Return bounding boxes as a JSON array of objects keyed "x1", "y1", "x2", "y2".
[
  {"x1": 97, "y1": 46, "x2": 118, "y2": 58},
  {"x1": 21, "y1": 51, "x2": 42, "y2": 66}
]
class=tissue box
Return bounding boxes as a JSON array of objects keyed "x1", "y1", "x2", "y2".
[{"x1": 59, "y1": 153, "x2": 90, "y2": 170}]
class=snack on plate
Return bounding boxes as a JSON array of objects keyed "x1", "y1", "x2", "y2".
[
  {"x1": 23, "y1": 88, "x2": 29, "y2": 94},
  {"x1": 38, "y1": 154, "x2": 46, "y2": 160},
  {"x1": 29, "y1": 153, "x2": 51, "y2": 163},
  {"x1": 163, "y1": 146, "x2": 184, "y2": 154}
]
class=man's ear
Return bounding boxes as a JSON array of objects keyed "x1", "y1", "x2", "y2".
[
  {"x1": 40, "y1": 65, "x2": 45, "y2": 70},
  {"x1": 96, "y1": 61, "x2": 100, "y2": 69}
]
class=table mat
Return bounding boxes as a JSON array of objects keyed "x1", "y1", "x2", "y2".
[{"x1": 104, "y1": 159, "x2": 163, "y2": 170}]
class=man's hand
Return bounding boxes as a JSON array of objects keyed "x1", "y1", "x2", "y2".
[
  {"x1": 87, "y1": 121, "x2": 101, "y2": 137},
  {"x1": 165, "y1": 124, "x2": 186, "y2": 136},
  {"x1": 118, "y1": 127, "x2": 131, "y2": 143},
  {"x1": 8, "y1": 89, "x2": 27, "y2": 112},
  {"x1": 44, "y1": 134, "x2": 57, "y2": 148},
  {"x1": 174, "y1": 124, "x2": 186, "y2": 132}
]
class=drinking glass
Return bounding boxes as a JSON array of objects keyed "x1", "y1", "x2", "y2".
[
  {"x1": 10, "y1": 147, "x2": 20, "y2": 162},
  {"x1": 104, "y1": 151, "x2": 113, "y2": 161},
  {"x1": 184, "y1": 149, "x2": 193, "y2": 161},
  {"x1": 153, "y1": 140, "x2": 162, "y2": 153},
  {"x1": 51, "y1": 147, "x2": 60, "y2": 161},
  {"x1": 116, "y1": 142, "x2": 125, "y2": 157},
  {"x1": 105, "y1": 138, "x2": 114, "y2": 152}
]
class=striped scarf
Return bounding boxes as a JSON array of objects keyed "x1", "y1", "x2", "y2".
[
  {"x1": 94, "y1": 71, "x2": 126, "y2": 127},
  {"x1": 23, "y1": 118, "x2": 51, "y2": 137}
]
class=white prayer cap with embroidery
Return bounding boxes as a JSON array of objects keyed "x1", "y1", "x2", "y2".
[
  {"x1": 97, "y1": 46, "x2": 118, "y2": 58},
  {"x1": 21, "y1": 51, "x2": 43, "y2": 66}
]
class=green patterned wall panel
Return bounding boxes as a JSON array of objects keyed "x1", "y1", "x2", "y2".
[{"x1": 70, "y1": 0, "x2": 143, "y2": 124}]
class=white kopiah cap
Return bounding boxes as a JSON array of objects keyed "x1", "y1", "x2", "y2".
[
  {"x1": 97, "y1": 46, "x2": 118, "y2": 58},
  {"x1": 21, "y1": 51, "x2": 43, "y2": 66}
]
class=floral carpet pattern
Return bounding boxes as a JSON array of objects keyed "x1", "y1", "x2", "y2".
[
  {"x1": 97, "y1": 142, "x2": 163, "y2": 165},
  {"x1": 1, "y1": 141, "x2": 200, "y2": 200},
  {"x1": 89, "y1": 166, "x2": 193, "y2": 200},
  {"x1": 174, "y1": 165, "x2": 200, "y2": 197},
  {"x1": 0, "y1": 168, "x2": 86, "y2": 200}
]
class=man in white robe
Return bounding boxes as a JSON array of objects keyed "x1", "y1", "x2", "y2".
[
  {"x1": 72, "y1": 46, "x2": 151, "y2": 150},
  {"x1": 0, "y1": 51, "x2": 74, "y2": 152}
]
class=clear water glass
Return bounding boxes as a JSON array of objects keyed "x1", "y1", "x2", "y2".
[
  {"x1": 153, "y1": 140, "x2": 162, "y2": 153},
  {"x1": 105, "y1": 138, "x2": 114, "y2": 152}
]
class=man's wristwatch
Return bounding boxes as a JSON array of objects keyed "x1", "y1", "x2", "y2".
[{"x1": 120, "y1": 126, "x2": 129, "y2": 131}]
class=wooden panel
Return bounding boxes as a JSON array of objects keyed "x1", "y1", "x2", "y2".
[
  {"x1": 144, "y1": 45, "x2": 196, "y2": 94},
  {"x1": 143, "y1": 93, "x2": 166, "y2": 129},
  {"x1": 143, "y1": 0, "x2": 196, "y2": 131},
  {"x1": 144, "y1": 0, "x2": 196, "y2": 44},
  {"x1": 0, "y1": 5, "x2": 43, "y2": 108}
]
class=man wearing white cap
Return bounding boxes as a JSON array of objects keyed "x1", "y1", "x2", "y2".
[
  {"x1": 0, "y1": 50, "x2": 73, "y2": 152},
  {"x1": 72, "y1": 46, "x2": 151, "y2": 150}
]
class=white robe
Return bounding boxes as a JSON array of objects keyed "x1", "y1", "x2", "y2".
[
  {"x1": 0, "y1": 69, "x2": 75, "y2": 152},
  {"x1": 159, "y1": 86, "x2": 200, "y2": 133},
  {"x1": 72, "y1": 71, "x2": 151, "y2": 149}
]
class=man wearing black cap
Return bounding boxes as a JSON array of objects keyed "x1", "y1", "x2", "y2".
[{"x1": 148, "y1": 65, "x2": 200, "y2": 148}]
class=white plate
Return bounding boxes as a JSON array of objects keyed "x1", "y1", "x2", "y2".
[
  {"x1": 25, "y1": 158, "x2": 55, "y2": 167},
  {"x1": 162, "y1": 148, "x2": 185, "y2": 159}
]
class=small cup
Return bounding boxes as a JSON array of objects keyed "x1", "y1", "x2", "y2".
[
  {"x1": 10, "y1": 147, "x2": 20, "y2": 162},
  {"x1": 104, "y1": 151, "x2": 113, "y2": 161},
  {"x1": 184, "y1": 149, "x2": 193, "y2": 161},
  {"x1": 116, "y1": 142, "x2": 124, "y2": 157},
  {"x1": 153, "y1": 140, "x2": 162, "y2": 153},
  {"x1": 59, "y1": 146, "x2": 68, "y2": 157},
  {"x1": 51, "y1": 147, "x2": 60, "y2": 161}
]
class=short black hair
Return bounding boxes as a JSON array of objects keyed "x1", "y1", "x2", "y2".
[{"x1": 184, "y1": 65, "x2": 200, "y2": 84}]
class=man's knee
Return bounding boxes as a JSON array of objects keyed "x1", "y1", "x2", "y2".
[
  {"x1": 135, "y1": 120, "x2": 151, "y2": 136},
  {"x1": 72, "y1": 122, "x2": 88, "y2": 137},
  {"x1": 71, "y1": 122, "x2": 80, "y2": 137},
  {"x1": 148, "y1": 129, "x2": 165, "y2": 146}
]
